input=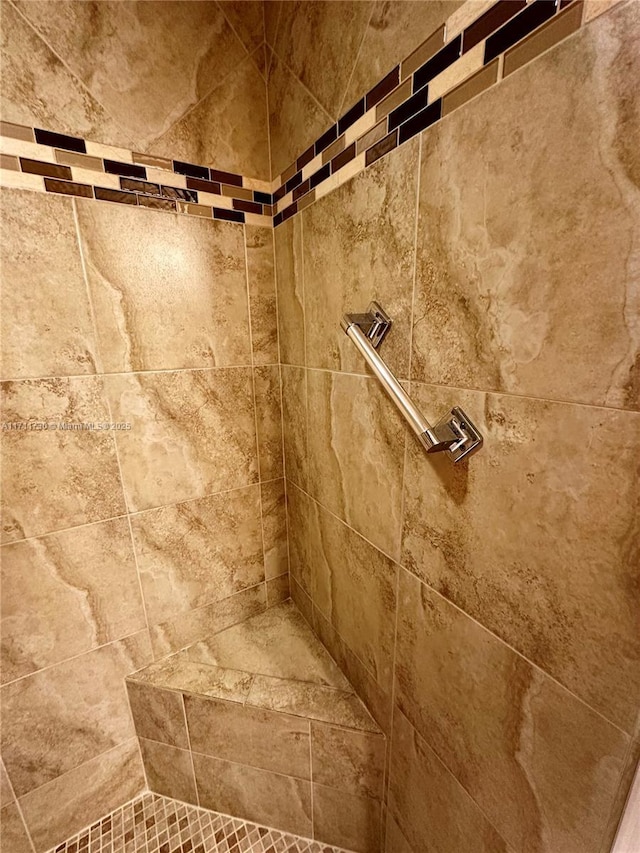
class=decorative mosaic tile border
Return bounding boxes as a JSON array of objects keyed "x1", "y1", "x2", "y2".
[
  {"x1": 46, "y1": 791, "x2": 351, "y2": 853},
  {"x1": 0, "y1": 0, "x2": 621, "y2": 228}
]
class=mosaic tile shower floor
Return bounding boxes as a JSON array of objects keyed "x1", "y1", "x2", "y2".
[{"x1": 47, "y1": 792, "x2": 353, "y2": 853}]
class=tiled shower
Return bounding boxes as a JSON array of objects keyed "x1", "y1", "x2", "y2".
[{"x1": 1, "y1": 1, "x2": 639, "y2": 852}]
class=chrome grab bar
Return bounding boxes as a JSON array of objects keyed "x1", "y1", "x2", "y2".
[{"x1": 341, "y1": 302, "x2": 483, "y2": 463}]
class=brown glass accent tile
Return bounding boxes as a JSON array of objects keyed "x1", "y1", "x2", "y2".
[
  {"x1": 375, "y1": 77, "x2": 412, "y2": 122},
  {"x1": 0, "y1": 120, "x2": 34, "y2": 142},
  {"x1": 120, "y1": 177, "x2": 162, "y2": 196},
  {"x1": 309, "y1": 162, "x2": 331, "y2": 190},
  {"x1": 233, "y1": 198, "x2": 263, "y2": 214},
  {"x1": 221, "y1": 184, "x2": 254, "y2": 201},
  {"x1": 413, "y1": 35, "x2": 462, "y2": 92},
  {"x1": 321, "y1": 135, "x2": 346, "y2": 166},
  {"x1": 388, "y1": 86, "x2": 430, "y2": 132},
  {"x1": 296, "y1": 144, "x2": 316, "y2": 171},
  {"x1": 55, "y1": 150, "x2": 104, "y2": 171},
  {"x1": 94, "y1": 186, "x2": 138, "y2": 205},
  {"x1": 463, "y1": 0, "x2": 527, "y2": 53},
  {"x1": 285, "y1": 170, "x2": 303, "y2": 193},
  {"x1": 280, "y1": 161, "x2": 298, "y2": 185},
  {"x1": 44, "y1": 178, "x2": 93, "y2": 198},
  {"x1": 104, "y1": 159, "x2": 146, "y2": 178},
  {"x1": 133, "y1": 152, "x2": 173, "y2": 169},
  {"x1": 34, "y1": 128, "x2": 86, "y2": 153},
  {"x1": 281, "y1": 202, "x2": 298, "y2": 223},
  {"x1": 264, "y1": 204, "x2": 275, "y2": 217},
  {"x1": 179, "y1": 202, "x2": 212, "y2": 217},
  {"x1": 356, "y1": 118, "x2": 388, "y2": 155},
  {"x1": 398, "y1": 98, "x2": 442, "y2": 143},
  {"x1": 315, "y1": 124, "x2": 339, "y2": 156},
  {"x1": 186, "y1": 177, "x2": 222, "y2": 194},
  {"x1": 331, "y1": 142, "x2": 356, "y2": 173},
  {"x1": 504, "y1": 2, "x2": 583, "y2": 76},
  {"x1": 401, "y1": 25, "x2": 445, "y2": 79},
  {"x1": 209, "y1": 169, "x2": 243, "y2": 187},
  {"x1": 161, "y1": 185, "x2": 197, "y2": 202},
  {"x1": 292, "y1": 179, "x2": 310, "y2": 202},
  {"x1": 442, "y1": 58, "x2": 500, "y2": 115},
  {"x1": 298, "y1": 189, "x2": 316, "y2": 212},
  {"x1": 0, "y1": 153, "x2": 19, "y2": 171},
  {"x1": 20, "y1": 158, "x2": 72, "y2": 179},
  {"x1": 366, "y1": 66, "x2": 400, "y2": 110},
  {"x1": 484, "y1": 0, "x2": 558, "y2": 63},
  {"x1": 173, "y1": 159, "x2": 209, "y2": 180},
  {"x1": 365, "y1": 130, "x2": 398, "y2": 167},
  {"x1": 338, "y1": 98, "x2": 365, "y2": 135},
  {"x1": 254, "y1": 191, "x2": 273, "y2": 205},
  {"x1": 273, "y1": 185, "x2": 287, "y2": 203}
]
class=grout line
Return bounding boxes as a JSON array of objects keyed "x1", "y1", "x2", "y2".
[
  {"x1": 180, "y1": 693, "x2": 200, "y2": 807},
  {"x1": 336, "y1": 1, "x2": 376, "y2": 119},
  {"x1": 0, "y1": 361, "x2": 277, "y2": 384}
]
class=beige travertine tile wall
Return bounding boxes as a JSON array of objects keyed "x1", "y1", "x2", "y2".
[
  {"x1": 276, "y1": 3, "x2": 640, "y2": 851},
  {"x1": 0, "y1": 187, "x2": 285, "y2": 850},
  {"x1": 0, "y1": 0, "x2": 270, "y2": 180}
]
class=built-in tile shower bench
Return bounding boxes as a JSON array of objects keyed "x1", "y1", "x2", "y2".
[{"x1": 126, "y1": 602, "x2": 385, "y2": 853}]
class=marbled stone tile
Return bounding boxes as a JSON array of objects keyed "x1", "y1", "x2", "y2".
[
  {"x1": 394, "y1": 570, "x2": 631, "y2": 853},
  {"x1": 265, "y1": 2, "x2": 283, "y2": 48},
  {"x1": 148, "y1": 584, "x2": 267, "y2": 659},
  {"x1": 306, "y1": 369, "x2": 405, "y2": 559},
  {"x1": 286, "y1": 486, "x2": 397, "y2": 694},
  {"x1": 0, "y1": 188, "x2": 99, "y2": 381},
  {"x1": 0, "y1": 760, "x2": 13, "y2": 807},
  {"x1": 412, "y1": 2, "x2": 640, "y2": 411},
  {"x1": 389, "y1": 709, "x2": 509, "y2": 853},
  {"x1": 139, "y1": 739, "x2": 197, "y2": 805},
  {"x1": 274, "y1": 216, "x2": 305, "y2": 366},
  {"x1": 291, "y1": 576, "x2": 314, "y2": 628},
  {"x1": 219, "y1": 0, "x2": 265, "y2": 53},
  {"x1": 149, "y1": 55, "x2": 270, "y2": 180},
  {"x1": 1, "y1": 377, "x2": 126, "y2": 543},
  {"x1": 401, "y1": 383, "x2": 640, "y2": 733},
  {"x1": 311, "y1": 723, "x2": 385, "y2": 799},
  {"x1": 19, "y1": 738, "x2": 145, "y2": 853},
  {"x1": 193, "y1": 752, "x2": 313, "y2": 838},
  {"x1": 0, "y1": 802, "x2": 34, "y2": 853},
  {"x1": 343, "y1": 1, "x2": 463, "y2": 108},
  {"x1": 131, "y1": 486, "x2": 264, "y2": 626},
  {"x1": 261, "y1": 479, "x2": 289, "y2": 580},
  {"x1": 0, "y1": 2, "x2": 135, "y2": 149},
  {"x1": 273, "y1": 1, "x2": 373, "y2": 119},
  {"x1": 75, "y1": 202, "x2": 251, "y2": 372},
  {"x1": 1, "y1": 632, "x2": 151, "y2": 796},
  {"x1": 105, "y1": 368, "x2": 258, "y2": 512},
  {"x1": 1, "y1": 518, "x2": 145, "y2": 683},
  {"x1": 129, "y1": 654, "x2": 253, "y2": 703},
  {"x1": 12, "y1": 1, "x2": 247, "y2": 150},
  {"x1": 254, "y1": 365, "x2": 284, "y2": 480},
  {"x1": 185, "y1": 601, "x2": 349, "y2": 689},
  {"x1": 302, "y1": 139, "x2": 418, "y2": 379},
  {"x1": 126, "y1": 681, "x2": 188, "y2": 748},
  {"x1": 313, "y1": 784, "x2": 382, "y2": 853},
  {"x1": 384, "y1": 813, "x2": 414, "y2": 853},
  {"x1": 267, "y1": 573, "x2": 290, "y2": 606},
  {"x1": 246, "y1": 226, "x2": 279, "y2": 365},
  {"x1": 267, "y1": 51, "x2": 333, "y2": 180},
  {"x1": 281, "y1": 365, "x2": 308, "y2": 489},
  {"x1": 185, "y1": 695, "x2": 311, "y2": 778}
]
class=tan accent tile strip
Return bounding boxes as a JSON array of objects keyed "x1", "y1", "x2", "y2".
[
  {"x1": 504, "y1": 2, "x2": 583, "y2": 76},
  {"x1": 375, "y1": 78, "x2": 412, "y2": 122},
  {"x1": 0, "y1": 153, "x2": 19, "y2": 171},
  {"x1": 429, "y1": 42, "x2": 485, "y2": 102},
  {"x1": 132, "y1": 152, "x2": 173, "y2": 169},
  {"x1": 280, "y1": 161, "x2": 298, "y2": 184},
  {"x1": 443, "y1": 58, "x2": 500, "y2": 116},
  {"x1": 55, "y1": 150, "x2": 104, "y2": 171},
  {"x1": 356, "y1": 118, "x2": 388, "y2": 155},
  {"x1": 84, "y1": 140, "x2": 133, "y2": 162},
  {"x1": 0, "y1": 168, "x2": 45, "y2": 192},
  {"x1": 178, "y1": 202, "x2": 212, "y2": 218},
  {"x1": 344, "y1": 107, "x2": 377, "y2": 145},
  {"x1": 221, "y1": 184, "x2": 253, "y2": 200},
  {"x1": 446, "y1": 0, "x2": 495, "y2": 39},
  {"x1": 297, "y1": 188, "x2": 316, "y2": 211},
  {"x1": 0, "y1": 121, "x2": 34, "y2": 142},
  {"x1": 401, "y1": 25, "x2": 445, "y2": 79}
]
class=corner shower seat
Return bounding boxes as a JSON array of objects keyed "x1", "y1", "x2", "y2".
[{"x1": 126, "y1": 601, "x2": 385, "y2": 852}]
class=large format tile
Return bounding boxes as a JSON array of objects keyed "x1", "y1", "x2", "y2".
[
  {"x1": 389, "y1": 709, "x2": 509, "y2": 853},
  {"x1": 129, "y1": 654, "x2": 253, "y2": 704},
  {"x1": 411, "y1": 2, "x2": 640, "y2": 410},
  {"x1": 139, "y1": 739, "x2": 197, "y2": 804},
  {"x1": 105, "y1": 368, "x2": 258, "y2": 511},
  {"x1": 185, "y1": 695, "x2": 311, "y2": 778},
  {"x1": 274, "y1": 216, "x2": 304, "y2": 366},
  {"x1": 313, "y1": 784, "x2": 381, "y2": 853},
  {"x1": 219, "y1": 1, "x2": 265, "y2": 54},
  {"x1": 1, "y1": 188, "x2": 99, "y2": 381},
  {"x1": 19, "y1": 739, "x2": 145, "y2": 853},
  {"x1": 12, "y1": 0, "x2": 246, "y2": 149},
  {"x1": 287, "y1": 487, "x2": 397, "y2": 694},
  {"x1": 281, "y1": 365, "x2": 308, "y2": 489},
  {"x1": 401, "y1": 383, "x2": 640, "y2": 733},
  {"x1": 303, "y1": 139, "x2": 419, "y2": 378},
  {"x1": 306, "y1": 369, "x2": 405, "y2": 559},
  {"x1": 131, "y1": 486, "x2": 264, "y2": 626},
  {"x1": 261, "y1": 479, "x2": 289, "y2": 580},
  {"x1": 0, "y1": 802, "x2": 33, "y2": 853},
  {"x1": 254, "y1": 365, "x2": 284, "y2": 480},
  {"x1": 311, "y1": 722, "x2": 385, "y2": 799},
  {"x1": 246, "y1": 226, "x2": 279, "y2": 366},
  {"x1": 394, "y1": 570, "x2": 630, "y2": 853},
  {"x1": 1, "y1": 377, "x2": 126, "y2": 543},
  {"x1": 1, "y1": 633, "x2": 151, "y2": 796},
  {"x1": 0, "y1": 2, "x2": 134, "y2": 148},
  {"x1": 193, "y1": 752, "x2": 312, "y2": 837},
  {"x1": 1, "y1": 518, "x2": 145, "y2": 683},
  {"x1": 76, "y1": 202, "x2": 251, "y2": 372},
  {"x1": 126, "y1": 681, "x2": 188, "y2": 748}
]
